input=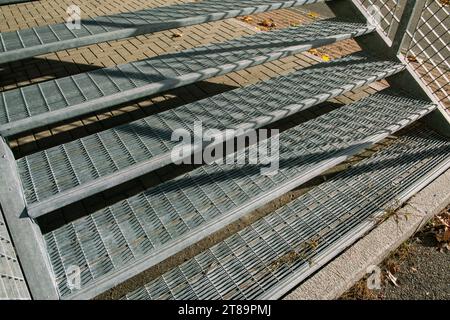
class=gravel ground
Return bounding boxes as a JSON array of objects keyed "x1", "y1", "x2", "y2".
[
  {"x1": 341, "y1": 206, "x2": 450, "y2": 300},
  {"x1": 381, "y1": 233, "x2": 450, "y2": 300}
]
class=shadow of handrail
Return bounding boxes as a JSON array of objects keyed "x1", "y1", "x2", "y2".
[{"x1": 40, "y1": 128, "x2": 450, "y2": 233}]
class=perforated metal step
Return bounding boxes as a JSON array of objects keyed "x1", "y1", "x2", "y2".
[
  {"x1": 0, "y1": 0, "x2": 31, "y2": 5},
  {"x1": 42, "y1": 90, "x2": 436, "y2": 299},
  {"x1": 0, "y1": 18, "x2": 374, "y2": 137},
  {"x1": 121, "y1": 128, "x2": 450, "y2": 300},
  {"x1": 18, "y1": 53, "x2": 404, "y2": 219},
  {"x1": 0, "y1": 0, "x2": 328, "y2": 64}
]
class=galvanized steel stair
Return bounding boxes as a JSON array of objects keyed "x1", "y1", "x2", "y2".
[
  {"x1": 0, "y1": 18, "x2": 373, "y2": 137},
  {"x1": 0, "y1": 0, "x2": 449, "y2": 301},
  {"x1": 43, "y1": 90, "x2": 437, "y2": 299},
  {"x1": 0, "y1": 0, "x2": 329, "y2": 64},
  {"x1": 18, "y1": 53, "x2": 404, "y2": 220},
  {"x1": 121, "y1": 128, "x2": 450, "y2": 300}
]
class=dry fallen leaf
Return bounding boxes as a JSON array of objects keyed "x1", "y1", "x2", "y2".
[
  {"x1": 307, "y1": 49, "x2": 331, "y2": 62},
  {"x1": 308, "y1": 11, "x2": 319, "y2": 19},
  {"x1": 386, "y1": 271, "x2": 399, "y2": 287},
  {"x1": 438, "y1": 0, "x2": 449, "y2": 6},
  {"x1": 259, "y1": 19, "x2": 276, "y2": 28},
  {"x1": 436, "y1": 215, "x2": 450, "y2": 228},
  {"x1": 436, "y1": 227, "x2": 450, "y2": 243},
  {"x1": 432, "y1": 212, "x2": 450, "y2": 251},
  {"x1": 442, "y1": 228, "x2": 450, "y2": 242},
  {"x1": 407, "y1": 55, "x2": 418, "y2": 62},
  {"x1": 241, "y1": 16, "x2": 253, "y2": 23},
  {"x1": 172, "y1": 32, "x2": 183, "y2": 38}
]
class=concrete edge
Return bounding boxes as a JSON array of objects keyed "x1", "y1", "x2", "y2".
[
  {"x1": 0, "y1": 139, "x2": 59, "y2": 300},
  {"x1": 0, "y1": 206, "x2": 31, "y2": 300},
  {"x1": 283, "y1": 168, "x2": 450, "y2": 300}
]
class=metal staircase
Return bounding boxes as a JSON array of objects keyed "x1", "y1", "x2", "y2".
[
  {"x1": 121, "y1": 128, "x2": 450, "y2": 300},
  {"x1": 18, "y1": 53, "x2": 403, "y2": 219},
  {"x1": 0, "y1": 0, "x2": 449, "y2": 300},
  {"x1": 0, "y1": 18, "x2": 373, "y2": 137},
  {"x1": 0, "y1": 0, "x2": 329, "y2": 64}
]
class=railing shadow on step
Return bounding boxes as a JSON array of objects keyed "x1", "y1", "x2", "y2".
[
  {"x1": 38, "y1": 130, "x2": 450, "y2": 233},
  {"x1": 7, "y1": 53, "x2": 388, "y2": 156}
]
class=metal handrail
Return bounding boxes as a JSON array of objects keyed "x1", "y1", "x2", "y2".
[{"x1": 356, "y1": 0, "x2": 449, "y2": 110}]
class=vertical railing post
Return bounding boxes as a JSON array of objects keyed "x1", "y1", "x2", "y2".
[{"x1": 389, "y1": 0, "x2": 426, "y2": 57}]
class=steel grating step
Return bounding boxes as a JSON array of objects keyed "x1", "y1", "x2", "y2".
[
  {"x1": 0, "y1": 18, "x2": 374, "y2": 137},
  {"x1": 0, "y1": 0, "x2": 32, "y2": 5},
  {"x1": 0, "y1": 0, "x2": 329, "y2": 64},
  {"x1": 41, "y1": 90, "x2": 437, "y2": 299},
  {"x1": 17, "y1": 53, "x2": 405, "y2": 219},
  {"x1": 121, "y1": 128, "x2": 450, "y2": 300}
]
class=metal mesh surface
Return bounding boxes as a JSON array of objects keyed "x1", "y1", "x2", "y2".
[
  {"x1": 18, "y1": 54, "x2": 404, "y2": 216},
  {"x1": 0, "y1": 0, "x2": 325, "y2": 63},
  {"x1": 0, "y1": 19, "x2": 373, "y2": 136},
  {"x1": 42, "y1": 90, "x2": 435, "y2": 298},
  {"x1": 402, "y1": 0, "x2": 449, "y2": 109},
  {"x1": 122, "y1": 128, "x2": 450, "y2": 300},
  {"x1": 357, "y1": 0, "x2": 449, "y2": 109},
  {"x1": 0, "y1": 207, "x2": 30, "y2": 300},
  {"x1": 357, "y1": 0, "x2": 404, "y2": 39},
  {"x1": 0, "y1": 0, "x2": 30, "y2": 4}
]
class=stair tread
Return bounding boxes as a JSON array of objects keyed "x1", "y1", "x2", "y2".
[
  {"x1": 19, "y1": 53, "x2": 404, "y2": 218},
  {"x1": 42, "y1": 89, "x2": 436, "y2": 299},
  {"x1": 0, "y1": 0, "x2": 30, "y2": 4},
  {"x1": 121, "y1": 128, "x2": 450, "y2": 300},
  {"x1": 0, "y1": 18, "x2": 374, "y2": 137},
  {"x1": 0, "y1": 0, "x2": 326, "y2": 64}
]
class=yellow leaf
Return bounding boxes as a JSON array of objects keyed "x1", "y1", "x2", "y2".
[
  {"x1": 308, "y1": 11, "x2": 319, "y2": 19},
  {"x1": 321, "y1": 54, "x2": 331, "y2": 62}
]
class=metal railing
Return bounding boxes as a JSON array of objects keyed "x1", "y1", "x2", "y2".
[
  {"x1": 357, "y1": 0, "x2": 449, "y2": 110},
  {"x1": 359, "y1": 0, "x2": 406, "y2": 39},
  {"x1": 402, "y1": 0, "x2": 449, "y2": 109}
]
